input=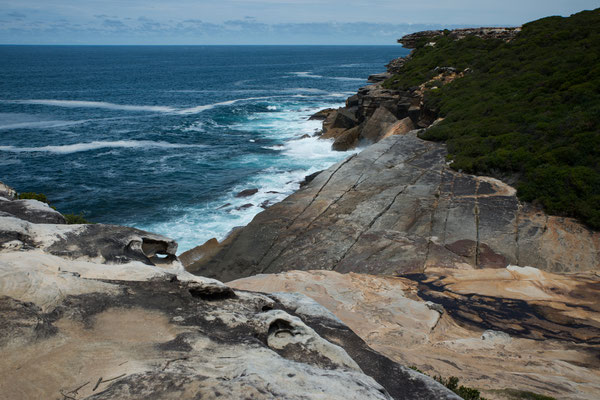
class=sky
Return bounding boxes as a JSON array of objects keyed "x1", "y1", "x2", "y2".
[{"x1": 0, "y1": 1, "x2": 598, "y2": 44}]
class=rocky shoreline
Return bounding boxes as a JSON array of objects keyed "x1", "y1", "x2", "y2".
[
  {"x1": 180, "y1": 28, "x2": 600, "y2": 399},
  {"x1": 1, "y1": 27, "x2": 600, "y2": 400},
  {"x1": 0, "y1": 181, "x2": 458, "y2": 399}
]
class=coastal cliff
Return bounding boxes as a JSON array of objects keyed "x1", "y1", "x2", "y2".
[
  {"x1": 2, "y1": 9, "x2": 599, "y2": 400},
  {"x1": 181, "y1": 13, "x2": 600, "y2": 399}
]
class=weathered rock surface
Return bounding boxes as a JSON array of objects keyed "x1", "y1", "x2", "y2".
[
  {"x1": 0, "y1": 197, "x2": 66, "y2": 224},
  {"x1": 0, "y1": 182, "x2": 17, "y2": 200},
  {"x1": 231, "y1": 269, "x2": 600, "y2": 400},
  {"x1": 189, "y1": 133, "x2": 600, "y2": 281},
  {"x1": 0, "y1": 182, "x2": 458, "y2": 400},
  {"x1": 367, "y1": 72, "x2": 392, "y2": 83}
]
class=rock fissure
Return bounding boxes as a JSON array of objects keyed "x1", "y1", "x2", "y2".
[
  {"x1": 422, "y1": 169, "x2": 444, "y2": 271},
  {"x1": 333, "y1": 168, "x2": 430, "y2": 271},
  {"x1": 254, "y1": 154, "x2": 358, "y2": 269},
  {"x1": 259, "y1": 141, "x2": 410, "y2": 273},
  {"x1": 441, "y1": 173, "x2": 457, "y2": 245}
]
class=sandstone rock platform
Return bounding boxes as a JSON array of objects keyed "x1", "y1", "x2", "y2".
[
  {"x1": 188, "y1": 132, "x2": 600, "y2": 282},
  {"x1": 0, "y1": 183, "x2": 458, "y2": 400},
  {"x1": 231, "y1": 268, "x2": 600, "y2": 400}
]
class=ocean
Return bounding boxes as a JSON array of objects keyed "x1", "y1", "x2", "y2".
[{"x1": 0, "y1": 45, "x2": 408, "y2": 253}]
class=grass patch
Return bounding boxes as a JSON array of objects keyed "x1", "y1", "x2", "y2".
[{"x1": 384, "y1": 9, "x2": 600, "y2": 229}]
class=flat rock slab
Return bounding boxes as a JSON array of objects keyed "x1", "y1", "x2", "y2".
[
  {"x1": 191, "y1": 133, "x2": 600, "y2": 282},
  {"x1": 231, "y1": 268, "x2": 600, "y2": 400}
]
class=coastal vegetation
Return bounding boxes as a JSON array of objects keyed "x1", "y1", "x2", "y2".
[
  {"x1": 18, "y1": 191, "x2": 92, "y2": 224},
  {"x1": 384, "y1": 9, "x2": 600, "y2": 229}
]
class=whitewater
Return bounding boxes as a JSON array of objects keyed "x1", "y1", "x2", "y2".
[{"x1": 0, "y1": 45, "x2": 407, "y2": 253}]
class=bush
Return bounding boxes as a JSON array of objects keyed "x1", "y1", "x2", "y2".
[
  {"x1": 63, "y1": 213, "x2": 92, "y2": 225},
  {"x1": 18, "y1": 192, "x2": 49, "y2": 204},
  {"x1": 384, "y1": 8, "x2": 600, "y2": 229}
]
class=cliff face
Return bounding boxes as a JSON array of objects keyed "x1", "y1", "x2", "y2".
[
  {"x1": 187, "y1": 132, "x2": 600, "y2": 282},
  {"x1": 0, "y1": 183, "x2": 458, "y2": 400}
]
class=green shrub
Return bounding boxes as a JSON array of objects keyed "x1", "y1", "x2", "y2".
[
  {"x1": 18, "y1": 192, "x2": 49, "y2": 204},
  {"x1": 385, "y1": 9, "x2": 600, "y2": 229},
  {"x1": 63, "y1": 213, "x2": 92, "y2": 225}
]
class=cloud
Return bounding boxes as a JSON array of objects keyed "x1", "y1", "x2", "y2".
[{"x1": 1, "y1": 1, "x2": 598, "y2": 44}]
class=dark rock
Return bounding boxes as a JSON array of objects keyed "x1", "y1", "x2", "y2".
[
  {"x1": 235, "y1": 188, "x2": 259, "y2": 198},
  {"x1": 329, "y1": 108, "x2": 358, "y2": 130},
  {"x1": 0, "y1": 198, "x2": 66, "y2": 224},
  {"x1": 367, "y1": 72, "x2": 392, "y2": 83},
  {"x1": 346, "y1": 94, "x2": 359, "y2": 108},
  {"x1": 235, "y1": 203, "x2": 254, "y2": 211},
  {"x1": 308, "y1": 108, "x2": 335, "y2": 121},
  {"x1": 217, "y1": 202, "x2": 231, "y2": 210},
  {"x1": 300, "y1": 171, "x2": 323, "y2": 188}
]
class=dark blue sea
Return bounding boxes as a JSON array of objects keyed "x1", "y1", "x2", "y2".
[{"x1": 0, "y1": 45, "x2": 408, "y2": 253}]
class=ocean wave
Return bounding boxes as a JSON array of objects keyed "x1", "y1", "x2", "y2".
[
  {"x1": 0, "y1": 119, "x2": 93, "y2": 131},
  {"x1": 176, "y1": 96, "x2": 275, "y2": 115},
  {"x1": 0, "y1": 140, "x2": 203, "y2": 154},
  {"x1": 4, "y1": 99, "x2": 176, "y2": 113}
]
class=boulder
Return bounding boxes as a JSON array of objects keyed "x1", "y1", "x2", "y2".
[
  {"x1": 235, "y1": 188, "x2": 259, "y2": 198},
  {"x1": 332, "y1": 126, "x2": 361, "y2": 151},
  {"x1": 308, "y1": 108, "x2": 335, "y2": 121},
  {"x1": 379, "y1": 117, "x2": 415, "y2": 140},
  {"x1": 360, "y1": 106, "x2": 399, "y2": 142},
  {"x1": 346, "y1": 94, "x2": 359, "y2": 108},
  {"x1": 322, "y1": 108, "x2": 358, "y2": 138}
]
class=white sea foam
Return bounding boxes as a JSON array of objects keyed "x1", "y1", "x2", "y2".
[
  {"x1": 0, "y1": 140, "x2": 203, "y2": 154},
  {"x1": 4, "y1": 99, "x2": 176, "y2": 113},
  {"x1": 0, "y1": 119, "x2": 94, "y2": 131},
  {"x1": 134, "y1": 101, "x2": 356, "y2": 253},
  {"x1": 177, "y1": 96, "x2": 276, "y2": 115},
  {"x1": 288, "y1": 72, "x2": 324, "y2": 79},
  {"x1": 331, "y1": 77, "x2": 366, "y2": 82}
]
